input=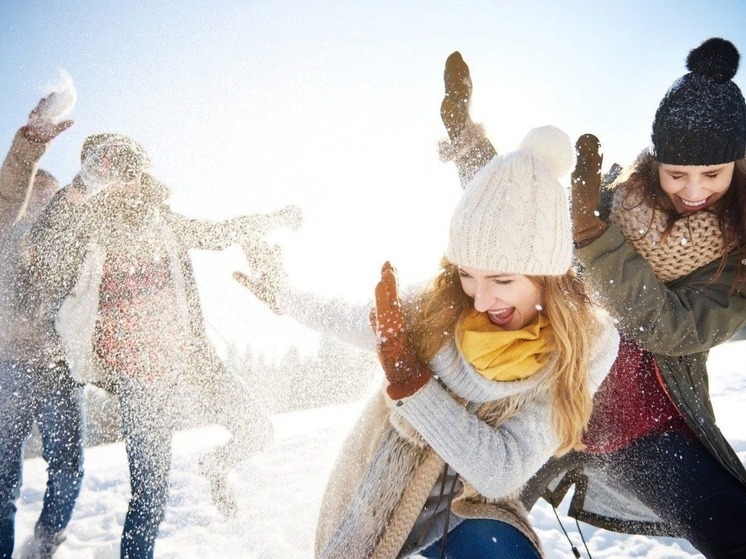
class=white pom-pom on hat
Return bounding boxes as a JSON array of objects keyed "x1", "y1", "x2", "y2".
[
  {"x1": 518, "y1": 125, "x2": 575, "y2": 179},
  {"x1": 445, "y1": 124, "x2": 574, "y2": 276}
]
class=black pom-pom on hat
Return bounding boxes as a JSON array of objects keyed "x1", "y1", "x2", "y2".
[
  {"x1": 686, "y1": 37, "x2": 740, "y2": 83},
  {"x1": 651, "y1": 37, "x2": 746, "y2": 165}
]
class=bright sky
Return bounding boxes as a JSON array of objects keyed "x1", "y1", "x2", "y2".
[{"x1": 2, "y1": 0, "x2": 745, "y2": 356}]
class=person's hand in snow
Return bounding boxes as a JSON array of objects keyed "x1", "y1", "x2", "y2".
[
  {"x1": 233, "y1": 237, "x2": 287, "y2": 314},
  {"x1": 571, "y1": 134, "x2": 608, "y2": 247},
  {"x1": 373, "y1": 261, "x2": 431, "y2": 400},
  {"x1": 22, "y1": 94, "x2": 74, "y2": 144},
  {"x1": 438, "y1": 51, "x2": 496, "y2": 188}
]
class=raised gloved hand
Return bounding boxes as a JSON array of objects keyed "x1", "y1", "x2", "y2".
[
  {"x1": 440, "y1": 51, "x2": 473, "y2": 143},
  {"x1": 571, "y1": 134, "x2": 608, "y2": 246},
  {"x1": 22, "y1": 93, "x2": 74, "y2": 144},
  {"x1": 438, "y1": 51, "x2": 496, "y2": 188},
  {"x1": 373, "y1": 262, "x2": 431, "y2": 400},
  {"x1": 233, "y1": 237, "x2": 287, "y2": 314}
]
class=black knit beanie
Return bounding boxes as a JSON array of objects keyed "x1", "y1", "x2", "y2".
[{"x1": 651, "y1": 37, "x2": 746, "y2": 165}]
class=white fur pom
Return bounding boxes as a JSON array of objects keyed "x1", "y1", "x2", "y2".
[
  {"x1": 518, "y1": 125, "x2": 575, "y2": 179},
  {"x1": 39, "y1": 69, "x2": 77, "y2": 121}
]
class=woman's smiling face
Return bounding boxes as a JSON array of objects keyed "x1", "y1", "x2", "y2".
[
  {"x1": 658, "y1": 162, "x2": 735, "y2": 214},
  {"x1": 457, "y1": 265, "x2": 543, "y2": 330}
]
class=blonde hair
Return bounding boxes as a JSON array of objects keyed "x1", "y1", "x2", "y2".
[{"x1": 407, "y1": 258, "x2": 595, "y2": 455}]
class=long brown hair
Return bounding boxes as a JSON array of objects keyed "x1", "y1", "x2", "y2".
[
  {"x1": 406, "y1": 258, "x2": 596, "y2": 455},
  {"x1": 615, "y1": 150, "x2": 746, "y2": 287}
]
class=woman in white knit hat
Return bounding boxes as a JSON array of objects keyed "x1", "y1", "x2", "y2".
[
  {"x1": 236, "y1": 125, "x2": 619, "y2": 558},
  {"x1": 440, "y1": 40, "x2": 746, "y2": 558}
]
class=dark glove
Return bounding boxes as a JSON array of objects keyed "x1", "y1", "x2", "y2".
[
  {"x1": 440, "y1": 51, "x2": 473, "y2": 142},
  {"x1": 233, "y1": 237, "x2": 287, "y2": 314},
  {"x1": 571, "y1": 134, "x2": 608, "y2": 247},
  {"x1": 438, "y1": 51, "x2": 497, "y2": 188},
  {"x1": 373, "y1": 262, "x2": 431, "y2": 400}
]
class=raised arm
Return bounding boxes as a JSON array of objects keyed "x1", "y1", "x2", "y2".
[
  {"x1": 169, "y1": 200, "x2": 302, "y2": 251},
  {"x1": 438, "y1": 51, "x2": 497, "y2": 189},
  {"x1": 0, "y1": 94, "x2": 73, "y2": 227},
  {"x1": 233, "y1": 238, "x2": 378, "y2": 350}
]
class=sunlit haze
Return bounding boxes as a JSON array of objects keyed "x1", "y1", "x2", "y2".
[{"x1": 2, "y1": 0, "x2": 744, "y2": 357}]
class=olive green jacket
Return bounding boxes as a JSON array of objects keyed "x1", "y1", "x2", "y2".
[
  {"x1": 521, "y1": 223, "x2": 746, "y2": 535},
  {"x1": 580, "y1": 224, "x2": 746, "y2": 481}
]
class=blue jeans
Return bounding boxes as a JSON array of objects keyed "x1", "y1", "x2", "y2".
[
  {"x1": 418, "y1": 519, "x2": 541, "y2": 559},
  {"x1": 0, "y1": 361, "x2": 84, "y2": 559},
  {"x1": 116, "y1": 377, "x2": 175, "y2": 559}
]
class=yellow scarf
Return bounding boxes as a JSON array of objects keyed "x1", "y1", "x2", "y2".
[{"x1": 456, "y1": 311, "x2": 557, "y2": 381}]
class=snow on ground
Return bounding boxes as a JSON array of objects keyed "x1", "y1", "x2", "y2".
[{"x1": 14, "y1": 340, "x2": 746, "y2": 558}]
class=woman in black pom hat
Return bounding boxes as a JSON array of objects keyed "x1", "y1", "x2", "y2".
[
  {"x1": 529, "y1": 37, "x2": 746, "y2": 557},
  {"x1": 438, "y1": 38, "x2": 746, "y2": 557}
]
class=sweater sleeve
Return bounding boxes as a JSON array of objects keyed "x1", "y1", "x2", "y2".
[
  {"x1": 167, "y1": 212, "x2": 248, "y2": 250},
  {"x1": 394, "y1": 380, "x2": 558, "y2": 500},
  {"x1": 169, "y1": 208, "x2": 300, "y2": 251},
  {"x1": 0, "y1": 129, "x2": 47, "y2": 227},
  {"x1": 392, "y1": 313, "x2": 619, "y2": 500},
  {"x1": 576, "y1": 224, "x2": 746, "y2": 356},
  {"x1": 278, "y1": 287, "x2": 378, "y2": 352}
]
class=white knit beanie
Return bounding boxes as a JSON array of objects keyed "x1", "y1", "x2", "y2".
[{"x1": 445, "y1": 125, "x2": 575, "y2": 276}]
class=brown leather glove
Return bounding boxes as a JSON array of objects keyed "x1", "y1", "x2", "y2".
[
  {"x1": 373, "y1": 262, "x2": 431, "y2": 400},
  {"x1": 440, "y1": 51, "x2": 472, "y2": 142},
  {"x1": 571, "y1": 134, "x2": 608, "y2": 247},
  {"x1": 439, "y1": 51, "x2": 496, "y2": 189}
]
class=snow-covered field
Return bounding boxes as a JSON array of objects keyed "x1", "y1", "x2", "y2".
[{"x1": 13, "y1": 340, "x2": 746, "y2": 558}]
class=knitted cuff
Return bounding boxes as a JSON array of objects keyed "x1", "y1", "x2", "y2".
[{"x1": 437, "y1": 120, "x2": 487, "y2": 163}]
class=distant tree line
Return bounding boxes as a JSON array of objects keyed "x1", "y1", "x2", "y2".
[{"x1": 225, "y1": 334, "x2": 379, "y2": 414}]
